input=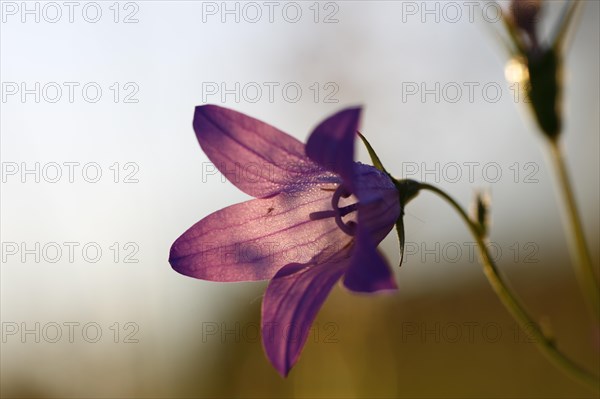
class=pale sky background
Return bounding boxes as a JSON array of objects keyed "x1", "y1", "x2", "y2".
[{"x1": 1, "y1": 1, "x2": 599, "y2": 396}]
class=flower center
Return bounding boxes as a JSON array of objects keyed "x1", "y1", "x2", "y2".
[{"x1": 309, "y1": 185, "x2": 358, "y2": 236}]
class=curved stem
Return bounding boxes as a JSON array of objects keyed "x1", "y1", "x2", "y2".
[
  {"x1": 418, "y1": 182, "x2": 599, "y2": 390},
  {"x1": 548, "y1": 139, "x2": 599, "y2": 318}
]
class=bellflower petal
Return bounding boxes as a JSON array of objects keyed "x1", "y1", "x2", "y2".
[
  {"x1": 353, "y1": 164, "x2": 401, "y2": 242},
  {"x1": 306, "y1": 107, "x2": 361, "y2": 191},
  {"x1": 170, "y1": 186, "x2": 352, "y2": 282},
  {"x1": 343, "y1": 163, "x2": 400, "y2": 292},
  {"x1": 261, "y1": 248, "x2": 351, "y2": 377},
  {"x1": 194, "y1": 105, "x2": 324, "y2": 198},
  {"x1": 343, "y1": 230, "x2": 397, "y2": 293}
]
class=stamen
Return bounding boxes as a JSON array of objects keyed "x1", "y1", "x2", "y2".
[
  {"x1": 308, "y1": 185, "x2": 359, "y2": 236},
  {"x1": 309, "y1": 210, "x2": 337, "y2": 221},
  {"x1": 338, "y1": 203, "x2": 359, "y2": 217},
  {"x1": 332, "y1": 185, "x2": 358, "y2": 236},
  {"x1": 331, "y1": 185, "x2": 352, "y2": 210},
  {"x1": 335, "y1": 216, "x2": 357, "y2": 235}
]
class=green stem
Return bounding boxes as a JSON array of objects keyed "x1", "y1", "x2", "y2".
[
  {"x1": 418, "y1": 182, "x2": 599, "y2": 390},
  {"x1": 548, "y1": 139, "x2": 599, "y2": 318}
]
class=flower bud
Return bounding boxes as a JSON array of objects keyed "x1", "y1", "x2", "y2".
[
  {"x1": 510, "y1": 0, "x2": 542, "y2": 46},
  {"x1": 471, "y1": 191, "x2": 491, "y2": 238}
]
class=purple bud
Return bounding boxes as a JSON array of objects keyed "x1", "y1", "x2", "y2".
[{"x1": 510, "y1": 0, "x2": 542, "y2": 41}]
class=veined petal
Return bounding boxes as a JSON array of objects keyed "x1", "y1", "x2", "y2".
[
  {"x1": 261, "y1": 247, "x2": 352, "y2": 377},
  {"x1": 194, "y1": 105, "x2": 323, "y2": 198},
  {"x1": 169, "y1": 185, "x2": 352, "y2": 282},
  {"x1": 305, "y1": 107, "x2": 361, "y2": 191}
]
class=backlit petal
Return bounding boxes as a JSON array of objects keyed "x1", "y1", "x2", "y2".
[
  {"x1": 169, "y1": 185, "x2": 352, "y2": 282},
  {"x1": 194, "y1": 105, "x2": 324, "y2": 198}
]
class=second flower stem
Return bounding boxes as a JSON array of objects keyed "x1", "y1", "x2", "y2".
[
  {"x1": 417, "y1": 182, "x2": 599, "y2": 390},
  {"x1": 548, "y1": 139, "x2": 599, "y2": 318}
]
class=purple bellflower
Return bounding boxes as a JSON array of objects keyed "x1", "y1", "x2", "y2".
[{"x1": 170, "y1": 105, "x2": 407, "y2": 376}]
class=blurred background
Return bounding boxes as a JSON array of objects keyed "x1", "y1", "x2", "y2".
[{"x1": 1, "y1": 0, "x2": 599, "y2": 397}]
